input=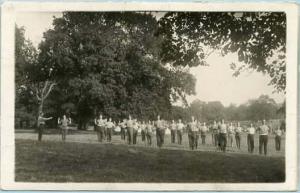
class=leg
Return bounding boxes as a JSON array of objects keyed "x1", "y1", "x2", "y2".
[
  {"x1": 259, "y1": 135, "x2": 263, "y2": 154},
  {"x1": 264, "y1": 136, "x2": 268, "y2": 155},
  {"x1": 250, "y1": 135, "x2": 254, "y2": 153}
]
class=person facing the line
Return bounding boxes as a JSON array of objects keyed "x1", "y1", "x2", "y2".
[
  {"x1": 37, "y1": 112, "x2": 53, "y2": 141},
  {"x1": 58, "y1": 114, "x2": 71, "y2": 142}
]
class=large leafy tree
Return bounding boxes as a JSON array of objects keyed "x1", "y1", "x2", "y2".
[
  {"x1": 38, "y1": 12, "x2": 195, "y2": 129},
  {"x1": 158, "y1": 12, "x2": 286, "y2": 92}
]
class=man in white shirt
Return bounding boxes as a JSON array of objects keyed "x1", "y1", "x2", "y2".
[
  {"x1": 176, "y1": 119, "x2": 184, "y2": 145},
  {"x1": 132, "y1": 119, "x2": 139, "y2": 145},
  {"x1": 259, "y1": 120, "x2": 269, "y2": 155},
  {"x1": 106, "y1": 118, "x2": 115, "y2": 142},
  {"x1": 189, "y1": 116, "x2": 199, "y2": 150},
  {"x1": 95, "y1": 114, "x2": 106, "y2": 142},
  {"x1": 170, "y1": 120, "x2": 177, "y2": 143},
  {"x1": 275, "y1": 127, "x2": 283, "y2": 151},
  {"x1": 119, "y1": 119, "x2": 127, "y2": 141},
  {"x1": 211, "y1": 121, "x2": 218, "y2": 146},
  {"x1": 227, "y1": 122, "x2": 235, "y2": 148},
  {"x1": 126, "y1": 115, "x2": 134, "y2": 145},
  {"x1": 219, "y1": 119, "x2": 227, "y2": 152},
  {"x1": 235, "y1": 122, "x2": 242, "y2": 149},
  {"x1": 200, "y1": 122, "x2": 208, "y2": 145},
  {"x1": 146, "y1": 120, "x2": 154, "y2": 146},
  {"x1": 247, "y1": 123, "x2": 256, "y2": 153}
]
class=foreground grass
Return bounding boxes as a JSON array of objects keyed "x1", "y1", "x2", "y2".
[{"x1": 15, "y1": 139, "x2": 285, "y2": 183}]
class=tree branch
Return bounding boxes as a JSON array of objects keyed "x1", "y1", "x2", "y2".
[{"x1": 43, "y1": 82, "x2": 56, "y2": 100}]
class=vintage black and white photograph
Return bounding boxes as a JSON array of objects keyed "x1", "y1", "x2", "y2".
[{"x1": 0, "y1": 2, "x2": 298, "y2": 191}]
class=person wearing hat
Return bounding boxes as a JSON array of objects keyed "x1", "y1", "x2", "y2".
[{"x1": 258, "y1": 120, "x2": 269, "y2": 155}]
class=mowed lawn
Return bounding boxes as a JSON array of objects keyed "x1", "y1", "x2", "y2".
[{"x1": 15, "y1": 137, "x2": 285, "y2": 183}]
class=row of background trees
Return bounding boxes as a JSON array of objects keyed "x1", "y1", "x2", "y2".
[{"x1": 15, "y1": 12, "x2": 286, "y2": 129}]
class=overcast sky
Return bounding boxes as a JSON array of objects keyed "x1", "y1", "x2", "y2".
[{"x1": 16, "y1": 12, "x2": 285, "y2": 106}]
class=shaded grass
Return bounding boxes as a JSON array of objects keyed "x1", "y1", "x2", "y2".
[{"x1": 15, "y1": 139, "x2": 285, "y2": 183}]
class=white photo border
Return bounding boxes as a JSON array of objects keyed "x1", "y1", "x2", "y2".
[{"x1": 0, "y1": 1, "x2": 298, "y2": 191}]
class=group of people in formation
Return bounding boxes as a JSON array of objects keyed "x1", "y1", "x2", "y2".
[
  {"x1": 37, "y1": 112, "x2": 284, "y2": 155},
  {"x1": 93, "y1": 114, "x2": 284, "y2": 155}
]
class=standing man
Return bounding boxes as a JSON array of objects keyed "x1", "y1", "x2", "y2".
[
  {"x1": 106, "y1": 118, "x2": 115, "y2": 142},
  {"x1": 170, "y1": 120, "x2": 177, "y2": 143},
  {"x1": 211, "y1": 121, "x2": 217, "y2": 146},
  {"x1": 126, "y1": 115, "x2": 134, "y2": 145},
  {"x1": 235, "y1": 122, "x2": 242, "y2": 149},
  {"x1": 189, "y1": 116, "x2": 199, "y2": 150},
  {"x1": 140, "y1": 121, "x2": 146, "y2": 143},
  {"x1": 200, "y1": 122, "x2": 208, "y2": 145},
  {"x1": 132, "y1": 119, "x2": 139, "y2": 145},
  {"x1": 177, "y1": 119, "x2": 184, "y2": 145},
  {"x1": 259, "y1": 120, "x2": 269, "y2": 155},
  {"x1": 155, "y1": 115, "x2": 165, "y2": 148},
  {"x1": 274, "y1": 127, "x2": 283, "y2": 151},
  {"x1": 120, "y1": 119, "x2": 127, "y2": 140},
  {"x1": 146, "y1": 120, "x2": 153, "y2": 146},
  {"x1": 247, "y1": 123, "x2": 255, "y2": 153},
  {"x1": 227, "y1": 122, "x2": 235, "y2": 148},
  {"x1": 95, "y1": 114, "x2": 106, "y2": 142},
  {"x1": 37, "y1": 112, "x2": 53, "y2": 141},
  {"x1": 58, "y1": 114, "x2": 71, "y2": 141},
  {"x1": 219, "y1": 119, "x2": 227, "y2": 152}
]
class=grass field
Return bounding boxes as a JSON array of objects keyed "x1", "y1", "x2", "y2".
[{"x1": 15, "y1": 131, "x2": 285, "y2": 182}]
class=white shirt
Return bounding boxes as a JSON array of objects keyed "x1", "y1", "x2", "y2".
[
  {"x1": 220, "y1": 124, "x2": 227, "y2": 134},
  {"x1": 248, "y1": 127, "x2": 255, "y2": 135},
  {"x1": 177, "y1": 123, "x2": 184, "y2": 131},
  {"x1": 275, "y1": 129, "x2": 283, "y2": 136},
  {"x1": 228, "y1": 126, "x2": 235, "y2": 134},
  {"x1": 190, "y1": 122, "x2": 198, "y2": 132},
  {"x1": 259, "y1": 125, "x2": 269, "y2": 135},
  {"x1": 106, "y1": 121, "x2": 115, "y2": 129},
  {"x1": 170, "y1": 123, "x2": 177, "y2": 130},
  {"x1": 201, "y1": 126, "x2": 208, "y2": 133}
]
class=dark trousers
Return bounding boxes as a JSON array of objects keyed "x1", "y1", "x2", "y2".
[
  {"x1": 171, "y1": 130, "x2": 176, "y2": 143},
  {"x1": 189, "y1": 131, "x2": 198, "y2": 150},
  {"x1": 96, "y1": 126, "x2": 105, "y2": 142},
  {"x1": 219, "y1": 133, "x2": 227, "y2": 152},
  {"x1": 121, "y1": 128, "x2": 126, "y2": 140},
  {"x1": 275, "y1": 135, "x2": 281, "y2": 151},
  {"x1": 247, "y1": 134, "x2": 254, "y2": 153},
  {"x1": 146, "y1": 133, "x2": 152, "y2": 145},
  {"x1": 106, "y1": 128, "x2": 112, "y2": 142},
  {"x1": 133, "y1": 130, "x2": 138, "y2": 144},
  {"x1": 215, "y1": 133, "x2": 219, "y2": 147},
  {"x1": 259, "y1": 135, "x2": 268, "y2": 155},
  {"x1": 141, "y1": 130, "x2": 146, "y2": 142},
  {"x1": 38, "y1": 124, "x2": 45, "y2": 141},
  {"x1": 201, "y1": 134, "x2": 206, "y2": 145},
  {"x1": 127, "y1": 127, "x2": 133, "y2": 144},
  {"x1": 156, "y1": 128, "x2": 165, "y2": 148},
  {"x1": 177, "y1": 130, "x2": 183, "y2": 145},
  {"x1": 235, "y1": 133, "x2": 241, "y2": 149}
]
